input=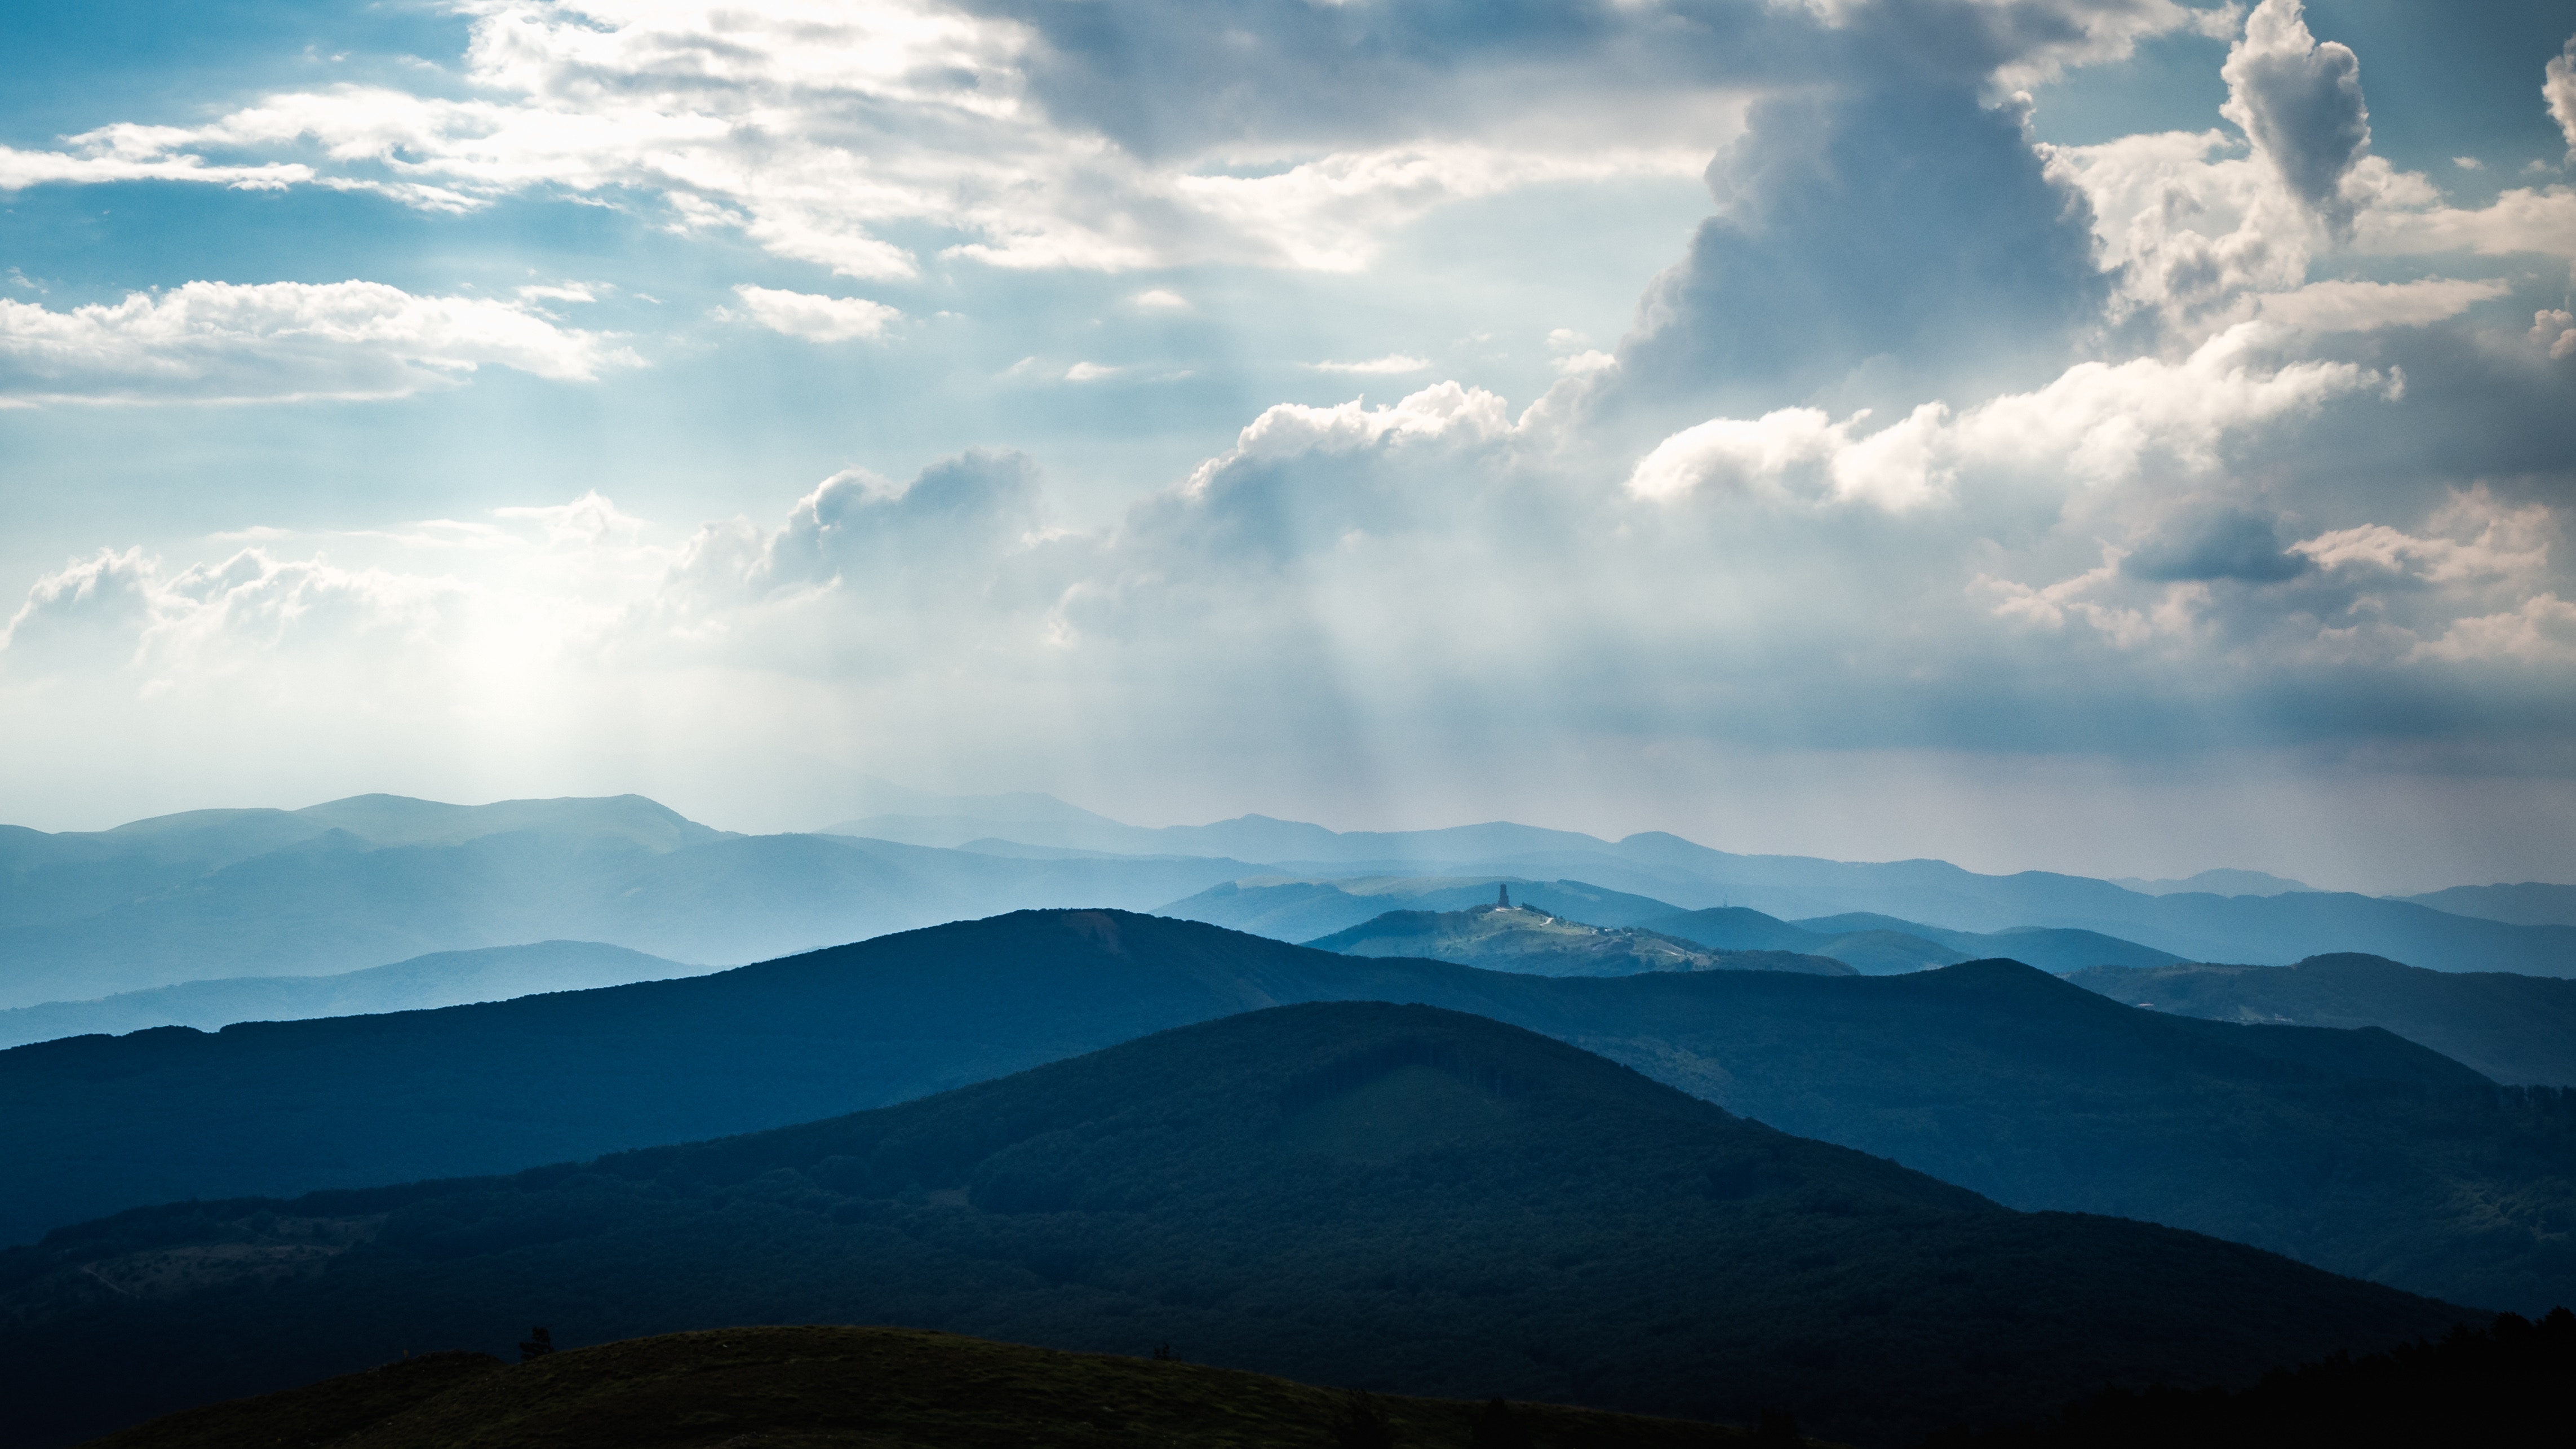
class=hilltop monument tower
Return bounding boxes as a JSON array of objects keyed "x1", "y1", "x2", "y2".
[{"x1": 1497, "y1": 884, "x2": 1511, "y2": 909}]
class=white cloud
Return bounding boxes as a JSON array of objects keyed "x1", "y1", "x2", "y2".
[
  {"x1": 2256, "y1": 277, "x2": 2508, "y2": 331},
  {"x1": 1, "y1": 545, "x2": 461, "y2": 684},
  {"x1": 0, "y1": 280, "x2": 633, "y2": 404},
  {"x1": 2549, "y1": 34, "x2": 2576, "y2": 158},
  {"x1": 2534, "y1": 308, "x2": 2576, "y2": 360},
  {"x1": 0, "y1": 1, "x2": 1721, "y2": 281},
  {"x1": 2453, "y1": 156, "x2": 2484, "y2": 171},
  {"x1": 1303, "y1": 354, "x2": 1430, "y2": 375},
  {"x1": 722, "y1": 286, "x2": 901, "y2": 342},
  {"x1": 2220, "y1": 0, "x2": 2372, "y2": 236},
  {"x1": 1630, "y1": 324, "x2": 2378, "y2": 509},
  {"x1": 1192, "y1": 382, "x2": 1515, "y2": 484},
  {"x1": 1129, "y1": 289, "x2": 1190, "y2": 311},
  {"x1": 1064, "y1": 361, "x2": 1123, "y2": 382},
  {"x1": 1551, "y1": 349, "x2": 1616, "y2": 377},
  {"x1": 490, "y1": 491, "x2": 650, "y2": 550},
  {"x1": 0, "y1": 143, "x2": 314, "y2": 194}
]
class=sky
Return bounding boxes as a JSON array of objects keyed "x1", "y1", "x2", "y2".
[{"x1": 1, "y1": 0, "x2": 2571, "y2": 893}]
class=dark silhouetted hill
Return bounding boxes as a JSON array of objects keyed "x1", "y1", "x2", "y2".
[
  {"x1": 79, "y1": 1324, "x2": 1767, "y2": 1449},
  {"x1": 0, "y1": 941, "x2": 698, "y2": 1050},
  {"x1": 0, "y1": 1004, "x2": 2472, "y2": 1448},
  {"x1": 3, "y1": 912, "x2": 2570, "y2": 1314},
  {"x1": 2067, "y1": 954, "x2": 2576, "y2": 1086},
  {"x1": 1926, "y1": 1308, "x2": 2576, "y2": 1449},
  {"x1": 1304, "y1": 905, "x2": 1853, "y2": 976}
]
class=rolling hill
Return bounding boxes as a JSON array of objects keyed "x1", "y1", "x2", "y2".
[
  {"x1": 3, "y1": 911, "x2": 2570, "y2": 1314},
  {"x1": 1304, "y1": 903, "x2": 1853, "y2": 976},
  {"x1": 2066, "y1": 954, "x2": 2576, "y2": 1086},
  {"x1": 0, "y1": 941, "x2": 700, "y2": 1051},
  {"x1": 0, "y1": 1003, "x2": 2474, "y2": 1448}
]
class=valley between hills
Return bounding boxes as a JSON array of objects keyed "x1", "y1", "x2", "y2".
[{"x1": 5, "y1": 791, "x2": 2574, "y2": 1448}]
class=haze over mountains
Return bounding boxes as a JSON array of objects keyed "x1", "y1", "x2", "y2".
[
  {"x1": 1, "y1": 1000, "x2": 2472, "y2": 1448},
  {"x1": 0, "y1": 942, "x2": 699, "y2": 1052},
  {"x1": 10, "y1": 912, "x2": 2571, "y2": 1316},
  {"x1": 6, "y1": 788, "x2": 2569, "y2": 1022}
]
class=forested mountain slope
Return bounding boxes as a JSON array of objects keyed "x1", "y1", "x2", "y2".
[
  {"x1": 0, "y1": 1004, "x2": 2471, "y2": 1449},
  {"x1": 5, "y1": 912, "x2": 2569, "y2": 1313}
]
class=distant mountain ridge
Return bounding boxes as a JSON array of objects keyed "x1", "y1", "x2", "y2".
[
  {"x1": 0, "y1": 942, "x2": 700, "y2": 1051},
  {"x1": 7, "y1": 792, "x2": 2572, "y2": 1014},
  {"x1": 2401, "y1": 883, "x2": 2576, "y2": 928},
  {"x1": 0, "y1": 798, "x2": 1263, "y2": 1008}
]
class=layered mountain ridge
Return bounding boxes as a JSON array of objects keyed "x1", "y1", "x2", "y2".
[
  {"x1": 0, "y1": 1001, "x2": 2474, "y2": 1448},
  {"x1": 7, "y1": 911, "x2": 2570, "y2": 1314}
]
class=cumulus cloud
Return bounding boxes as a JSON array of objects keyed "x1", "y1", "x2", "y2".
[
  {"x1": 2220, "y1": 0, "x2": 2371, "y2": 236},
  {"x1": 1619, "y1": 80, "x2": 2107, "y2": 405},
  {"x1": 663, "y1": 451, "x2": 1045, "y2": 611},
  {"x1": 1629, "y1": 323, "x2": 2379, "y2": 509},
  {"x1": 2549, "y1": 35, "x2": 2576, "y2": 158},
  {"x1": 1, "y1": 545, "x2": 459, "y2": 683},
  {"x1": 2051, "y1": 15, "x2": 2576, "y2": 343},
  {"x1": 721, "y1": 286, "x2": 901, "y2": 342},
  {"x1": 2122, "y1": 506, "x2": 2309, "y2": 583},
  {"x1": 2535, "y1": 309, "x2": 2576, "y2": 360},
  {"x1": 0, "y1": 281, "x2": 632, "y2": 404},
  {"x1": 1979, "y1": 486, "x2": 2573, "y2": 672}
]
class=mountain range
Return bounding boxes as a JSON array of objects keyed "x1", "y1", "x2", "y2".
[
  {"x1": 0, "y1": 796, "x2": 1258, "y2": 1008},
  {"x1": 7, "y1": 911, "x2": 2571, "y2": 1314},
  {"x1": 2068, "y1": 954, "x2": 2576, "y2": 1087},
  {"x1": 5, "y1": 792, "x2": 2571, "y2": 1018},
  {"x1": 0, "y1": 1001, "x2": 2473, "y2": 1448},
  {"x1": 0, "y1": 942, "x2": 698, "y2": 1051}
]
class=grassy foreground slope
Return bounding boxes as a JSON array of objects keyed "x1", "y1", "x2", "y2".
[
  {"x1": 86, "y1": 1326, "x2": 1759, "y2": 1449},
  {"x1": 2065, "y1": 954, "x2": 2576, "y2": 1085},
  {"x1": 2, "y1": 1004, "x2": 2469, "y2": 1448}
]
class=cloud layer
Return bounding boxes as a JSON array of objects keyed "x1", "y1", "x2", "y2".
[
  {"x1": 1, "y1": 0, "x2": 2572, "y2": 887},
  {"x1": 0, "y1": 281, "x2": 628, "y2": 402}
]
